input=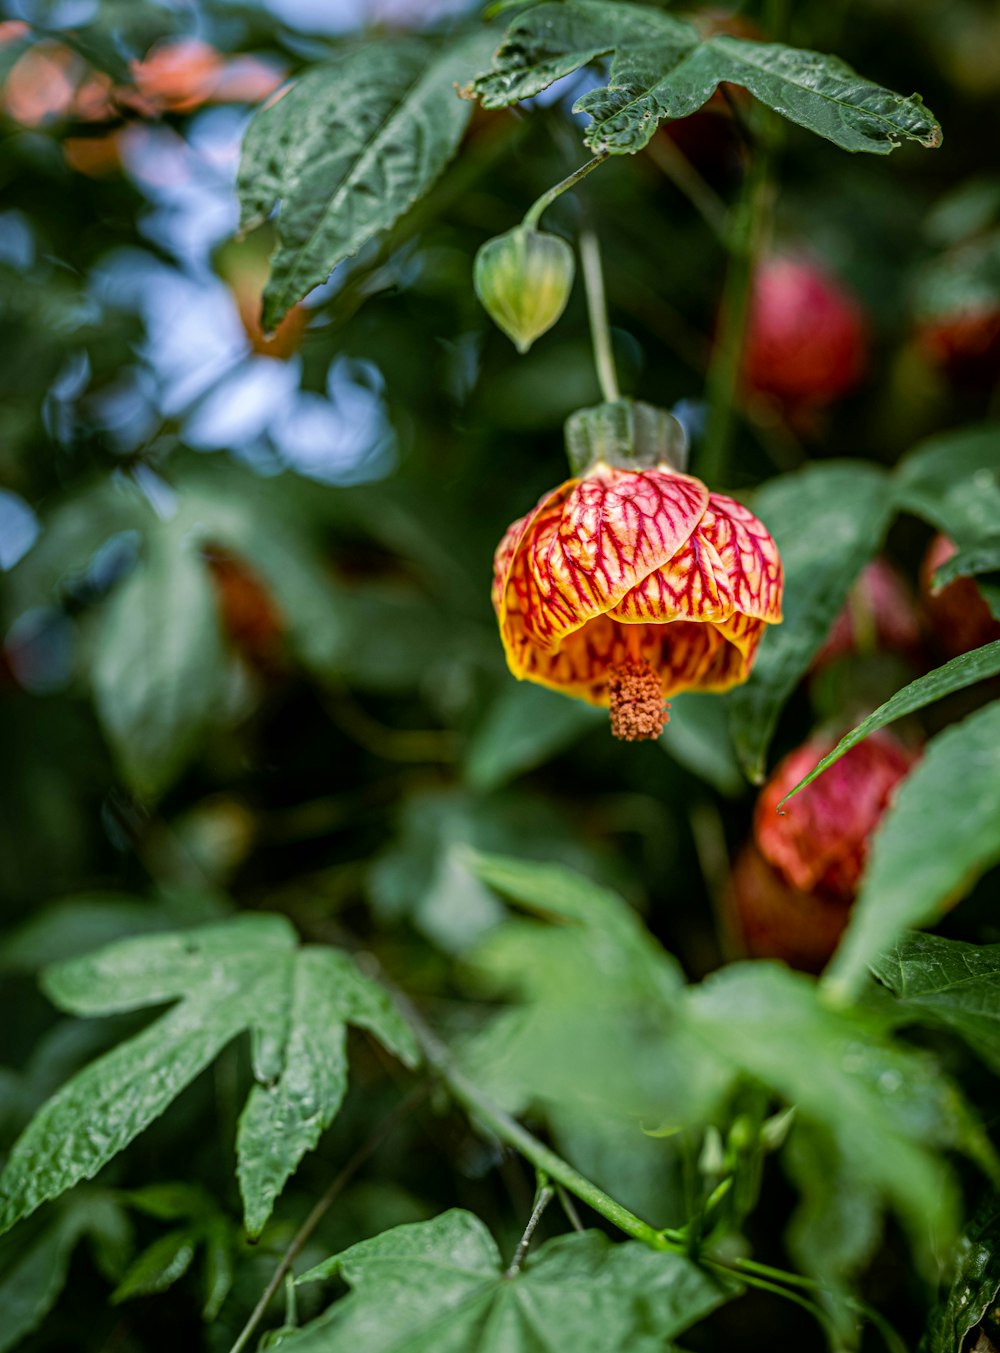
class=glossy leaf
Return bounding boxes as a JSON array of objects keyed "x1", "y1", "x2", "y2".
[
  {"x1": 825, "y1": 701, "x2": 1000, "y2": 1002},
  {"x1": 474, "y1": 1, "x2": 941, "y2": 156},
  {"x1": 924, "y1": 1192, "x2": 1000, "y2": 1353},
  {"x1": 0, "y1": 916, "x2": 418, "y2": 1237},
  {"x1": 239, "y1": 32, "x2": 496, "y2": 329},
  {"x1": 872, "y1": 933, "x2": 1000, "y2": 1075},
  {"x1": 894, "y1": 424, "x2": 1000, "y2": 548},
  {"x1": 778, "y1": 639, "x2": 1000, "y2": 805},
  {"x1": 688, "y1": 962, "x2": 997, "y2": 1262},
  {"x1": 727, "y1": 462, "x2": 894, "y2": 782},
  {"x1": 91, "y1": 521, "x2": 229, "y2": 799},
  {"x1": 283, "y1": 1209, "x2": 737, "y2": 1352}
]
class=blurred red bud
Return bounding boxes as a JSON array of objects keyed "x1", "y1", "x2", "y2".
[
  {"x1": 740, "y1": 256, "x2": 867, "y2": 414},
  {"x1": 813, "y1": 557, "x2": 922, "y2": 669},
  {"x1": 726, "y1": 843, "x2": 852, "y2": 972},
  {"x1": 754, "y1": 731, "x2": 916, "y2": 905},
  {"x1": 204, "y1": 550, "x2": 285, "y2": 671},
  {"x1": 920, "y1": 533, "x2": 1000, "y2": 658}
]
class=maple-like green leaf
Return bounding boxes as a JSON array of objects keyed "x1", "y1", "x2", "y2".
[
  {"x1": 239, "y1": 31, "x2": 496, "y2": 330},
  {"x1": 0, "y1": 916, "x2": 418, "y2": 1238},
  {"x1": 824, "y1": 701, "x2": 1000, "y2": 1003},
  {"x1": 474, "y1": 1, "x2": 941, "y2": 156},
  {"x1": 687, "y1": 962, "x2": 998, "y2": 1266},
  {"x1": 280, "y1": 1209, "x2": 737, "y2": 1352},
  {"x1": 727, "y1": 462, "x2": 894, "y2": 783}
]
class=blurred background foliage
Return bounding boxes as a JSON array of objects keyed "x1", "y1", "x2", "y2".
[{"x1": 2, "y1": 0, "x2": 1000, "y2": 1349}]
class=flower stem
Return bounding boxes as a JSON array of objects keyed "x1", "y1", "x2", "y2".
[
  {"x1": 504, "y1": 1181, "x2": 555, "y2": 1277},
  {"x1": 398, "y1": 989, "x2": 667, "y2": 1247},
  {"x1": 580, "y1": 228, "x2": 621, "y2": 404},
  {"x1": 698, "y1": 139, "x2": 771, "y2": 484},
  {"x1": 523, "y1": 154, "x2": 607, "y2": 230}
]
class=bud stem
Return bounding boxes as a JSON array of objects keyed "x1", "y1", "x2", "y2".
[
  {"x1": 522, "y1": 153, "x2": 607, "y2": 230},
  {"x1": 580, "y1": 228, "x2": 620, "y2": 404}
]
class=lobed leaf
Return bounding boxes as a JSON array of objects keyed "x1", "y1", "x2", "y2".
[
  {"x1": 239, "y1": 31, "x2": 496, "y2": 330},
  {"x1": 237, "y1": 947, "x2": 418, "y2": 1239},
  {"x1": 727, "y1": 462, "x2": 894, "y2": 783},
  {"x1": 778, "y1": 639, "x2": 1000, "y2": 805},
  {"x1": 0, "y1": 916, "x2": 418, "y2": 1238},
  {"x1": 282, "y1": 1209, "x2": 737, "y2": 1352},
  {"x1": 474, "y1": 1, "x2": 941, "y2": 156},
  {"x1": 824, "y1": 701, "x2": 1000, "y2": 1003}
]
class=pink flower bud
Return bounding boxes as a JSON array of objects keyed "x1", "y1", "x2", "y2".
[
  {"x1": 813, "y1": 558, "x2": 922, "y2": 669},
  {"x1": 753, "y1": 731, "x2": 916, "y2": 905},
  {"x1": 740, "y1": 256, "x2": 867, "y2": 412}
]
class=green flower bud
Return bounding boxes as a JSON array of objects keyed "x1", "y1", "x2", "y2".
[{"x1": 474, "y1": 226, "x2": 575, "y2": 354}]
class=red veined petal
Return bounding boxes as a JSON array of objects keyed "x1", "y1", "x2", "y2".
[
  {"x1": 506, "y1": 466, "x2": 709, "y2": 650},
  {"x1": 705, "y1": 494, "x2": 783, "y2": 623},
  {"x1": 608, "y1": 520, "x2": 734, "y2": 624}
]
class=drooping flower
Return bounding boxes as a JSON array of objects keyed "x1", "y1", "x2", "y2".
[{"x1": 492, "y1": 400, "x2": 783, "y2": 740}]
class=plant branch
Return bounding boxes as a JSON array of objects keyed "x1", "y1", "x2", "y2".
[
  {"x1": 698, "y1": 137, "x2": 771, "y2": 485},
  {"x1": 580, "y1": 228, "x2": 621, "y2": 404},
  {"x1": 504, "y1": 1181, "x2": 555, "y2": 1277},
  {"x1": 523, "y1": 155, "x2": 608, "y2": 230},
  {"x1": 646, "y1": 135, "x2": 730, "y2": 245},
  {"x1": 227, "y1": 1083, "x2": 428, "y2": 1353},
  {"x1": 395, "y1": 987, "x2": 672, "y2": 1248}
]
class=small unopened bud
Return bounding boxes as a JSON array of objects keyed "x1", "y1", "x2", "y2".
[{"x1": 474, "y1": 226, "x2": 575, "y2": 354}]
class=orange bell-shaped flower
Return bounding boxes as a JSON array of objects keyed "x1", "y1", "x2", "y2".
[{"x1": 492, "y1": 401, "x2": 783, "y2": 740}]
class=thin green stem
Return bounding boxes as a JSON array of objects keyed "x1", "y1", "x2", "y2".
[
  {"x1": 523, "y1": 154, "x2": 607, "y2": 230},
  {"x1": 226, "y1": 1084, "x2": 428, "y2": 1353},
  {"x1": 646, "y1": 135, "x2": 730, "y2": 245},
  {"x1": 704, "y1": 1261, "x2": 840, "y2": 1338},
  {"x1": 505, "y1": 1183, "x2": 555, "y2": 1277},
  {"x1": 400, "y1": 994, "x2": 667, "y2": 1247},
  {"x1": 699, "y1": 140, "x2": 771, "y2": 485},
  {"x1": 579, "y1": 228, "x2": 621, "y2": 404}
]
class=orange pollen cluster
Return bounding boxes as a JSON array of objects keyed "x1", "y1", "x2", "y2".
[{"x1": 608, "y1": 658, "x2": 667, "y2": 742}]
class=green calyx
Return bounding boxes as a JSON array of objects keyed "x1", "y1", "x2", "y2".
[
  {"x1": 474, "y1": 226, "x2": 575, "y2": 354},
  {"x1": 564, "y1": 400, "x2": 689, "y2": 476}
]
